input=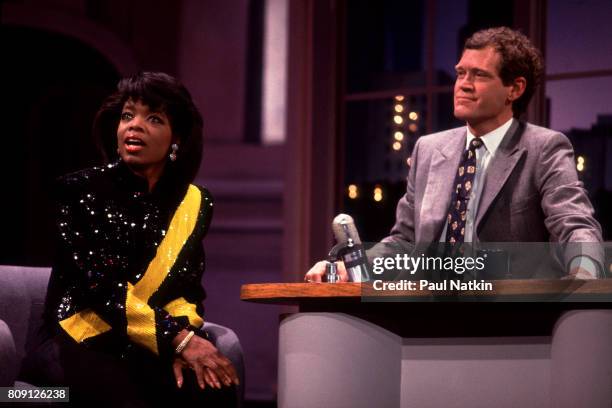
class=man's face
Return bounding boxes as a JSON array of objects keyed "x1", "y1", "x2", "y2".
[{"x1": 453, "y1": 46, "x2": 515, "y2": 134}]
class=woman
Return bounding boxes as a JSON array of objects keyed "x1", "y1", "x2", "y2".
[{"x1": 23, "y1": 72, "x2": 239, "y2": 407}]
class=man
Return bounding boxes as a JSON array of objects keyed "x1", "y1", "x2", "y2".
[{"x1": 306, "y1": 27, "x2": 603, "y2": 282}]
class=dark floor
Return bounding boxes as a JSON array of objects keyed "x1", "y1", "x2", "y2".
[{"x1": 244, "y1": 400, "x2": 277, "y2": 408}]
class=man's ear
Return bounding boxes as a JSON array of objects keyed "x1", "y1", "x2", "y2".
[{"x1": 508, "y1": 77, "x2": 527, "y2": 102}]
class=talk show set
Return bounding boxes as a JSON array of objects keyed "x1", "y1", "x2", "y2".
[{"x1": 2, "y1": 1, "x2": 612, "y2": 407}]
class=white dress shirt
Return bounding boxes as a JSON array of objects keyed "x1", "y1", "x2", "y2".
[{"x1": 438, "y1": 118, "x2": 513, "y2": 243}]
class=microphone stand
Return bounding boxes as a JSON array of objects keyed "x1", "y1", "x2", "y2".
[
  {"x1": 325, "y1": 238, "x2": 371, "y2": 283},
  {"x1": 325, "y1": 242, "x2": 347, "y2": 283}
]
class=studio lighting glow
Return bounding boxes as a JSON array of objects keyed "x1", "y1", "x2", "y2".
[
  {"x1": 373, "y1": 185, "x2": 383, "y2": 202},
  {"x1": 577, "y1": 156, "x2": 586, "y2": 172}
]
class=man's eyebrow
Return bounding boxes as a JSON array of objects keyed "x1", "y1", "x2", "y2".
[
  {"x1": 454, "y1": 66, "x2": 493, "y2": 75},
  {"x1": 474, "y1": 68, "x2": 493, "y2": 75}
]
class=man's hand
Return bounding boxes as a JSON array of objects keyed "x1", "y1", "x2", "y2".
[
  {"x1": 564, "y1": 266, "x2": 597, "y2": 280},
  {"x1": 304, "y1": 261, "x2": 349, "y2": 283},
  {"x1": 172, "y1": 331, "x2": 240, "y2": 390}
]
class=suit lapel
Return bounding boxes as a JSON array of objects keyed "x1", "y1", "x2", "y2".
[
  {"x1": 419, "y1": 129, "x2": 466, "y2": 242},
  {"x1": 475, "y1": 120, "x2": 526, "y2": 231}
]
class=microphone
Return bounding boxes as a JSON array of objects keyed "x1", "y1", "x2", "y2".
[
  {"x1": 331, "y1": 214, "x2": 371, "y2": 282},
  {"x1": 332, "y1": 214, "x2": 362, "y2": 245}
]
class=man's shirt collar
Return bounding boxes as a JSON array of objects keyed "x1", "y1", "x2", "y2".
[{"x1": 466, "y1": 117, "x2": 514, "y2": 155}]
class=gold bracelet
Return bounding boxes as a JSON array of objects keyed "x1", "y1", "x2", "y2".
[{"x1": 175, "y1": 330, "x2": 195, "y2": 354}]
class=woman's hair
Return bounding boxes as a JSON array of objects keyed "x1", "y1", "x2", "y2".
[{"x1": 93, "y1": 72, "x2": 203, "y2": 184}]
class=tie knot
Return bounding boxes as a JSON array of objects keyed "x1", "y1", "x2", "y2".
[{"x1": 470, "y1": 138, "x2": 483, "y2": 149}]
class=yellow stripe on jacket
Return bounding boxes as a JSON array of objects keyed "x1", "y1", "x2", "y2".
[{"x1": 60, "y1": 185, "x2": 203, "y2": 354}]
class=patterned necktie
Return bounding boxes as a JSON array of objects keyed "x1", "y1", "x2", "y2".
[{"x1": 445, "y1": 138, "x2": 483, "y2": 244}]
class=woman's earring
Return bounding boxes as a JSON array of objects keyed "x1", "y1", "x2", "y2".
[{"x1": 169, "y1": 143, "x2": 179, "y2": 161}]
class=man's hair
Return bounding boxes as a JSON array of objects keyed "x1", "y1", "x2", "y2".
[
  {"x1": 93, "y1": 72, "x2": 203, "y2": 185},
  {"x1": 464, "y1": 27, "x2": 544, "y2": 117}
]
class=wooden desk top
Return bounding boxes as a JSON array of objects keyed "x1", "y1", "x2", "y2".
[{"x1": 240, "y1": 280, "x2": 612, "y2": 305}]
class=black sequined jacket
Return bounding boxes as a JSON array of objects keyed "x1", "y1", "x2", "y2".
[{"x1": 42, "y1": 161, "x2": 213, "y2": 360}]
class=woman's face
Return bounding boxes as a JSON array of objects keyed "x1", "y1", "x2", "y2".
[{"x1": 116, "y1": 99, "x2": 175, "y2": 174}]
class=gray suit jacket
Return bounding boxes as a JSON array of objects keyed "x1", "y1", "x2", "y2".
[{"x1": 373, "y1": 119, "x2": 603, "y2": 278}]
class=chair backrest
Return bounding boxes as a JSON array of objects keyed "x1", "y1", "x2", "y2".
[
  {"x1": 0, "y1": 319, "x2": 18, "y2": 386},
  {"x1": 0, "y1": 265, "x2": 51, "y2": 363}
]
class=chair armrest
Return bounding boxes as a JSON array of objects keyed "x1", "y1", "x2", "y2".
[
  {"x1": 203, "y1": 322, "x2": 245, "y2": 407},
  {"x1": 0, "y1": 319, "x2": 18, "y2": 386}
]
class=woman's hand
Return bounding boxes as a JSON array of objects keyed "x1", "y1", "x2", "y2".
[
  {"x1": 172, "y1": 331, "x2": 240, "y2": 390},
  {"x1": 173, "y1": 355, "x2": 222, "y2": 389}
]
